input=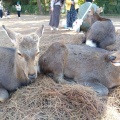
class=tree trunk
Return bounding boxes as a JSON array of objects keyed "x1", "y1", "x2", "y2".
[{"x1": 37, "y1": 0, "x2": 43, "y2": 15}]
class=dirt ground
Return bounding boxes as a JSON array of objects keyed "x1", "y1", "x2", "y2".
[
  {"x1": 0, "y1": 14, "x2": 120, "y2": 49},
  {"x1": 0, "y1": 14, "x2": 120, "y2": 120}
]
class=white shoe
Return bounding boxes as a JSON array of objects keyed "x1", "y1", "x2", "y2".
[
  {"x1": 69, "y1": 28, "x2": 73, "y2": 30},
  {"x1": 50, "y1": 27, "x2": 54, "y2": 31},
  {"x1": 65, "y1": 27, "x2": 72, "y2": 30},
  {"x1": 55, "y1": 28, "x2": 59, "y2": 31}
]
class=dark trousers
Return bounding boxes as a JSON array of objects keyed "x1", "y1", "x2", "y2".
[
  {"x1": 0, "y1": 10, "x2": 3, "y2": 18},
  {"x1": 49, "y1": 5, "x2": 61, "y2": 28},
  {"x1": 17, "y1": 11, "x2": 21, "y2": 17},
  {"x1": 67, "y1": 5, "x2": 77, "y2": 28}
]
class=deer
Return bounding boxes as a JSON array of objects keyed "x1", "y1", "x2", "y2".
[
  {"x1": 39, "y1": 42, "x2": 120, "y2": 96},
  {"x1": 83, "y1": 8, "x2": 116, "y2": 49},
  {"x1": 0, "y1": 25, "x2": 44, "y2": 102},
  {"x1": 73, "y1": 7, "x2": 103, "y2": 32}
]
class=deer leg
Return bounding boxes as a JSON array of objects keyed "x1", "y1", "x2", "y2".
[
  {"x1": 77, "y1": 80, "x2": 109, "y2": 96},
  {"x1": 100, "y1": 38, "x2": 115, "y2": 49},
  {"x1": 53, "y1": 73, "x2": 76, "y2": 84},
  {"x1": 53, "y1": 73, "x2": 64, "y2": 83},
  {"x1": 0, "y1": 87, "x2": 9, "y2": 102},
  {"x1": 79, "y1": 81, "x2": 109, "y2": 96},
  {"x1": 53, "y1": 73, "x2": 71, "y2": 84}
]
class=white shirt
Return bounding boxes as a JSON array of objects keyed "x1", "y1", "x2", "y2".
[
  {"x1": 0, "y1": 4, "x2": 3, "y2": 10},
  {"x1": 16, "y1": 5, "x2": 21, "y2": 11}
]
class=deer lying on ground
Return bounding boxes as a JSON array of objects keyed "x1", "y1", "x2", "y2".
[
  {"x1": 39, "y1": 42, "x2": 120, "y2": 96},
  {"x1": 0, "y1": 25, "x2": 44, "y2": 102},
  {"x1": 83, "y1": 8, "x2": 116, "y2": 49}
]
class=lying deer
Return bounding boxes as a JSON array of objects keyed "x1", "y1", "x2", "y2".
[
  {"x1": 39, "y1": 42, "x2": 120, "y2": 96},
  {"x1": 84, "y1": 8, "x2": 116, "y2": 49},
  {"x1": 0, "y1": 25, "x2": 44, "y2": 102}
]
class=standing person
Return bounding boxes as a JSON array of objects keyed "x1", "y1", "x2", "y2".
[
  {"x1": 86, "y1": 0, "x2": 92, "y2": 2},
  {"x1": 15, "y1": 2, "x2": 21, "y2": 19},
  {"x1": 4, "y1": 8, "x2": 10, "y2": 18},
  {"x1": 66, "y1": 0, "x2": 79, "y2": 30},
  {"x1": 0, "y1": 1, "x2": 3, "y2": 18},
  {"x1": 49, "y1": 0, "x2": 64, "y2": 31}
]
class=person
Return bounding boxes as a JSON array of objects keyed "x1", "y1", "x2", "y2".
[
  {"x1": 49, "y1": 0, "x2": 64, "y2": 31},
  {"x1": 4, "y1": 8, "x2": 10, "y2": 18},
  {"x1": 66, "y1": 0, "x2": 79, "y2": 30},
  {"x1": 15, "y1": 2, "x2": 21, "y2": 19},
  {"x1": 0, "y1": 1, "x2": 3, "y2": 18},
  {"x1": 86, "y1": 0, "x2": 93, "y2": 2}
]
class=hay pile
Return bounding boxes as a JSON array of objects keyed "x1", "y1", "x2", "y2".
[
  {"x1": 100, "y1": 86, "x2": 120, "y2": 120},
  {"x1": 107, "y1": 86, "x2": 120, "y2": 113},
  {"x1": 0, "y1": 75, "x2": 105, "y2": 120}
]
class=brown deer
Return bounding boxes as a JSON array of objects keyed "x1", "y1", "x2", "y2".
[
  {"x1": 39, "y1": 42, "x2": 120, "y2": 96},
  {"x1": 0, "y1": 25, "x2": 44, "y2": 102},
  {"x1": 83, "y1": 8, "x2": 116, "y2": 49},
  {"x1": 74, "y1": 7, "x2": 103, "y2": 32}
]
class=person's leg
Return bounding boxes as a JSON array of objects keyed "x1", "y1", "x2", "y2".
[
  {"x1": 67, "y1": 6, "x2": 76, "y2": 28},
  {"x1": 0, "y1": 10, "x2": 2, "y2": 18},
  {"x1": 17, "y1": 11, "x2": 19, "y2": 17},
  {"x1": 53, "y1": 5, "x2": 61, "y2": 29},
  {"x1": 0, "y1": 10, "x2": 3, "y2": 18},
  {"x1": 70, "y1": 6, "x2": 77, "y2": 28},
  {"x1": 49, "y1": 10, "x2": 54, "y2": 29},
  {"x1": 1, "y1": 10, "x2": 3, "y2": 18},
  {"x1": 69, "y1": 11, "x2": 73, "y2": 27},
  {"x1": 18, "y1": 11, "x2": 20, "y2": 17},
  {"x1": 67, "y1": 10, "x2": 71, "y2": 28},
  {"x1": 19, "y1": 11, "x2": 21, "y2": 17}
]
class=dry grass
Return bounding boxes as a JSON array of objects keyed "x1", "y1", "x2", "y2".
[
  {"x1": 1, "y1": 76, "x2": 120, "y2": 120},
  {"x1": 0, "y1": 76, "x2": 105, "y2": 120}
]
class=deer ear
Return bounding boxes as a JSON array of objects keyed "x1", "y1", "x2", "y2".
[
  {"x1": 96, "y1": 7, "x2": 103, "y2": 14},
  {"x1": 90, "y1": 7, "x2": 95, "y2": 15},
  {"x1": 35, "y1": 25, "x2": 44, "y2": 38},
  {"x1": 2, "y1": 25, "x2": 17, "y2": 45}
]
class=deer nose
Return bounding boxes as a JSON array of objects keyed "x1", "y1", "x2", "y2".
[
  {"x1": 28, "y1": 73, "x2": 37, "y2": 79},
  {"x1": 109, "y1": 56, "x2": 116, "y2": 61}
]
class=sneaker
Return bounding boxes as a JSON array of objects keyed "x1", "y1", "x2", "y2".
[
  {"x1": 55, "y1": 28, "x2": 59, "y2": 31},
  {"x1": 50, "y1": 27, "x2": 54, "y2": 31},
  {"x1": 65, "y1": 27, "x2": 72, "y2": 30},
  {"x1": 69, "y1": 28, "x2": 73, "y2": 30}
]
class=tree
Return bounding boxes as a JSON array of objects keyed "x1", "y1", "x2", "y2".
[{"x1": 37, "y1": 0, "x2": 43, "y2": 14}]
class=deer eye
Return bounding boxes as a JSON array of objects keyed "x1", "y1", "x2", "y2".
[
  {"x1": 17, "y1": 52, "x2": 23, "y2": 57},
  {"x1": 36, "y1": 52, "x2": 40, "y2": 56}
]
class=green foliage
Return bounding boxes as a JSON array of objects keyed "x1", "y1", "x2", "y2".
[
  {"x1": 21, "y1": 5, "x2": 39, "y2": 14},
  {"x1": 7, "y1": 5, "x2": 39, "y2": 15},
  {"x1": 29, "y1": 0, "x2": 37, "y2": 5},
  {"x1": 3, "y1": 0, "x2": 120, "y2": 14},
  {"x1": 3, "y1": 0, "x2": 30, "y2": 5},
  {"x1": 95, "y1": 0, "x2": 120, "y2": 14}
]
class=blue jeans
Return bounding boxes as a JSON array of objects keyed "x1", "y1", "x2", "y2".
[
  {"x1": 67, "y1": 5, "x2": 77, "y2": 28},
  {"x1": 0, "y1": 10, "x2": 3, "y2": 18}
]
